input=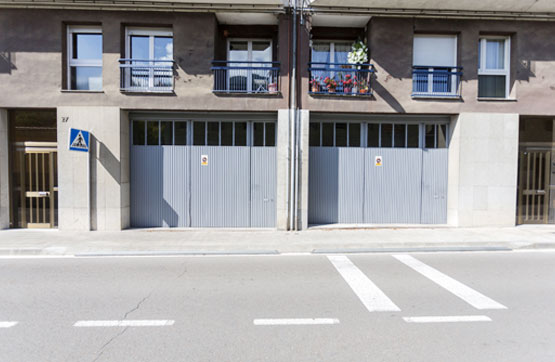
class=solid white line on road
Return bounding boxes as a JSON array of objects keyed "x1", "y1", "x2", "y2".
[
  {"x1": 74, "y1": 320, "x2": 175, "y2": 327},
  {"x1": 393, "y1": 254, "x2": 507, "y2": 310},
  {"x1": 328, "y1": 255, "x2": 401, "y2": 312},
  {"x1": 253, "y1": 318, "x2": 340, "y2": 326},
  {"x1": 403, "y1": 315, "x2": 492, "y2": 323},
  {"x1": 0, "y1": 322, "x2": 18, "y2": 328}
]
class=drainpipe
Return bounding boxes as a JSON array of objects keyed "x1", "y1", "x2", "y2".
[{"x1": 289, "y1": 0, "x2": 298, "y2": 231}]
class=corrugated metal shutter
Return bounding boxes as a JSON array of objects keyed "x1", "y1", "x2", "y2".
[{"x1": 421, "y1": 149, "x2": 448, "y2": 224}]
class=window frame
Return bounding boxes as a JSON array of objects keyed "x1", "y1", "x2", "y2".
[
  {"x1": 412, "y1": 34, "x2": 459, "y2": 96},
  {"x1": 478, "y1": 36, "x2": 511, "y2": 99},
  {"x1": 124, "y1": 27, "x2": 174, "y2": 91},
  {"x1": 125, "y1": 27, "x2": 174, "y2": 60},
  {"x1": 226, "y1": 38, "x2": 273, "y2": 93},
  {"x1": 67, "y1": 26, "x2": 103, "y2": 91},
  {"x1": 310, "y1": 40, "x2": 353, "y2": 64}
]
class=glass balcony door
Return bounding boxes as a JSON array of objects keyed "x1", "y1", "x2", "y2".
[
  {"x1": 227, "y1": 40, "x2": 272, "y2": 93},
  {"x1": 126, "y1": 29, "x2": 173, "y2": 91}
]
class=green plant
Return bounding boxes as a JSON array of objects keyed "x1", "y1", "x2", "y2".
[{"x1": 347, "y1": 40, "x2": 368, "y2": 65}]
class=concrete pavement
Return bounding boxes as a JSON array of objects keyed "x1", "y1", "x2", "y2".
[
  {"x1": 0, "y1": 225, "x2": 554, "y2": 256},
  {"x1": 0, "y1": 251, "x2": 554, "y2": 361}
]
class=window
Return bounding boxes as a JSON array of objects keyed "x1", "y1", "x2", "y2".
[
  {"x1": 311, "y1": 41, "x2": 351, "y2": 65},
  {"x1": 124, "y1": 28, "x2": 173, "y2": 91},
  {"x1": 309, "y1": 122, "x2": 362, "y2": 147},
  {"x1": 412, "y1": 35, "x2": 459, "y2": 97},
  {"x1": 67, "y1": 26, "x2": 102, "y2": 90},
  {"x1": 478, "y1": 37, "x2": 510, "y2": 98},
  {"x1": 227, "y1": 39, "x2": 273, "y2": 93},
  {"x1": 424, "y1": 124, "x2": 448, "y2": 149},
  {"x1": 311, "y1": 41, "x2": 352, "y2": 83},
  {"x1": 132, "y1": 121, "x2": 185, "y2": 146},
  {"x1": 367, "y1": 123, "x2": 422, "y2": 148}
]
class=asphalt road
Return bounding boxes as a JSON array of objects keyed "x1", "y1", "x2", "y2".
[{"x1": 0, "y1": 251, "x2": 554, "y2": 362}]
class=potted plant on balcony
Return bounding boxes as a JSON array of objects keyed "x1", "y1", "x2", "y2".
[
  {"x1": 347, "y1": 40, "x2": 368, "y2": 67},
  {"x1": 309, "y1": 77, "x2": 321, "y2": 93},
  {"x1": 268, "y1": 82, "x2": 278, "y2": 93},
  {"x1": 343, "y1": 74, "x2": 354, "y2": 94},
  {"x1": 356, "y1": 77, "x2": 369, "y2": 94},
  {"x1": 324, "y1": 76, "x2": 337, "y2": 93}
]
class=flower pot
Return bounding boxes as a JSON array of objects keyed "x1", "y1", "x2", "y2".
[
  {"x1": 344, "y1": 87, "x2": 352, "y2": 94},
  {"x1": 328, "y1": 88, "x2": 335, "y2": 93},
  {"x1": 359, "y1": 88, "x2": 368, "y2": 94},
  {"x1": 268, "y1": 83, "x2": 277, "y2": 92},
  {"x1": 311, "y1": 85, "x2": 319, "y2": 93}
]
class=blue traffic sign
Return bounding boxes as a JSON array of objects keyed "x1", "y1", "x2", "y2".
[{"x1": 68, "y1": 128, "x2": 90, "y2": 152}]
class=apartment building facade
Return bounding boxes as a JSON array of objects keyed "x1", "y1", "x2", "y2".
[{"x1": 0, "y1": 0, "x2": 554, "y2": 231}]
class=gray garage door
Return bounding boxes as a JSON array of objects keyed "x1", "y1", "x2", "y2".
[
  {"x1": 131, "y1": 119, "x2": 276, "y2": 228},
  {"x1": 308, "y1": 122, "x2": 448, "y2": 225}
]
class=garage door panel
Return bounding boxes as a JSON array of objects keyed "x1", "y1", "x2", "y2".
[
  {"x1": 309, "y1": 148, "x2": 339, "y2": 224},
  {"x1": 421, "y1": 149, "x2": 448, "y2": 224},
  {"x1": 131, "y1": 146, "x2": 190, "y2": 228},
  {"x1": 251, "y1": 147, "x2": 277, "y2": 228},
  {"x1": 364, "y1": 148, "x2": 423, "y2": 224},
  {"x1": 337, "y1": 148, "x2": 365, "y2": 223},
  {"x1": 190, "y1": 147, "x2": 250, "y2": 227}
]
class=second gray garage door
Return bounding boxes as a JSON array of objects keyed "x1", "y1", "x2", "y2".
[
  {"x1": 308, "y1": 121, "x2": 448, "y2": 225},
  {"x1": 131, "y1": 119, "x2": 276, "y2": 228}
]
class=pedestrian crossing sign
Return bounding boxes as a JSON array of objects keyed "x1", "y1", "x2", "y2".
[{"x1": 68, "y1": 128, "x2": 90, "y2": 152}]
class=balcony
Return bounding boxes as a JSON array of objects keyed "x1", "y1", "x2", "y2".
[
  {"x1": 412, "y1": 66, "x2": 462, "y2": 98},
  {"x1": 308, "y1": 63, "x2": 375, "y2": 96},
  {"x1": 119, "y1": 59, "x2": 175, "y2": 93},
  {"x1": 212, "y1": 61, "x2": 280, "y2": 94}
]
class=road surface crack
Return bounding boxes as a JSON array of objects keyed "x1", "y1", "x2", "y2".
[
  {"x1": 122, "y1": 291, "x2": 153, "y2": 320},
  {"x1": 91, "y1": 327, "x2": 129, "y2": 362}
]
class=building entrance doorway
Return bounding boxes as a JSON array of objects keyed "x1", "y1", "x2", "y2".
[
  {"x1": 9, "y1": 110, "x2": 58, "y2": 228},
  {"x1": 517, "y1": 118, "x2": 555, "y2": 225},
  {"x1": 15, "y1": 143, "x2": 58, "y2": 228}
]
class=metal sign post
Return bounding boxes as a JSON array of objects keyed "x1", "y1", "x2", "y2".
[{"x1": 68, "y1": 128, "x2": 91, "y2": 231}]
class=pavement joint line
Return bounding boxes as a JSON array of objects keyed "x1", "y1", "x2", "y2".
[
  {"x1": 312, "y1": 246, "x2": 513, "y2": 254},
  {"x1": 393, "y1": 254, "x2": 508, "y2": 310},
  {"x1": 74, "y1": 250, "x2": 281, "y2": 257},
  {"x1": 328, "y1": 255, "x2": 401, "y2": 312},
  {"x1": 403, "y1": 315, "x2": 492, "y2": 323},
  {"x1": 253, "y1": 318, "x2": 340, "y2": 326},
  {"x1": 0, "y1": 322, "x2": 18, "y2": 328},
  {"x1": 74, "y1": 320, "x2": 175, "y2": 327}
]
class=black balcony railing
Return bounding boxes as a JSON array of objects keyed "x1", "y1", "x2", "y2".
[
  {"x1": 308, "y1": 63, "x2": 375, "y2": 96},
  {"x1": 412, "y1": 66, "x2": 463, "y2": 98},
  {"x1": 212, "y1": 61, "x2": 280, "y2": 94},
  {"x1": 119, "y1": 59, "x2": 175, "y2": 93}
]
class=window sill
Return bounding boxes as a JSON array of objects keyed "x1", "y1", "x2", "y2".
[
  {"x1": 61, "y1": 90, "x2": 105, "y2": 93},
  {"x1": 477, "y1": 97, "x2": 517, "y2": 102},
  {"x1": 412, "y1": 95, "x2": 461, "y2": 101},
  {"x1": 213, "y1": 91, "x2": 281, "y2": 97}
]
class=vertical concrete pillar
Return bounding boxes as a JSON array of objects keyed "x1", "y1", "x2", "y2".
[
  {"x1": 297, "y1": 110, "x2": 309, "y2": 230},
  {"x1": 276, "y1": 109, "x2": 290, "y2": 230},
  {"x1": 57, "y1": 106, "x2": 128, "y2": 231},
  {"x1": 447, "y1": 113, "x2": 519, "y2": 226},
  {"x1": 0, "y1": 109, "x2": 9, "y2": 229}
]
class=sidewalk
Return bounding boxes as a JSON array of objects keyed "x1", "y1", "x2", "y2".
[{"x1": 0, "y1": 225, "x2": 554, "y2": 256}]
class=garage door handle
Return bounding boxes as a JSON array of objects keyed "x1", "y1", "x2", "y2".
[{"x1": 263, "y1": 198, "x2": 273, "y2": 202}]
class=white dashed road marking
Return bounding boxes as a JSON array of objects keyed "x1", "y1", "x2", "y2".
[
  {"x1": 253, "y1": 318, "x2": 340, "y2": 326},
  {"x1": 328, "y1": 255, "x2": 401, "y2": 312},
  {"x1": 393, "y1": 254, "x2": 507, "y2": 310},
  {"x1": 0, "y1": 322, "x2": 18, "y2": 328},
  {"x1": 403, "y1": 315, "x2": 492, "y2": 323},
  {"x1": 74, "y1": 320, "x2": 175, "y2": 327}
]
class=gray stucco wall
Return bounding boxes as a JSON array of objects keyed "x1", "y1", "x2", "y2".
[
  {"x1": 57, "y1": 106, "x2": 129, "y2": 231},
  {"x1": 301, "y1": 17, "x2": 555, "y2": 116},
  {"x1": 0, "y1": 9, "x2": 288, "y2": 112}
]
